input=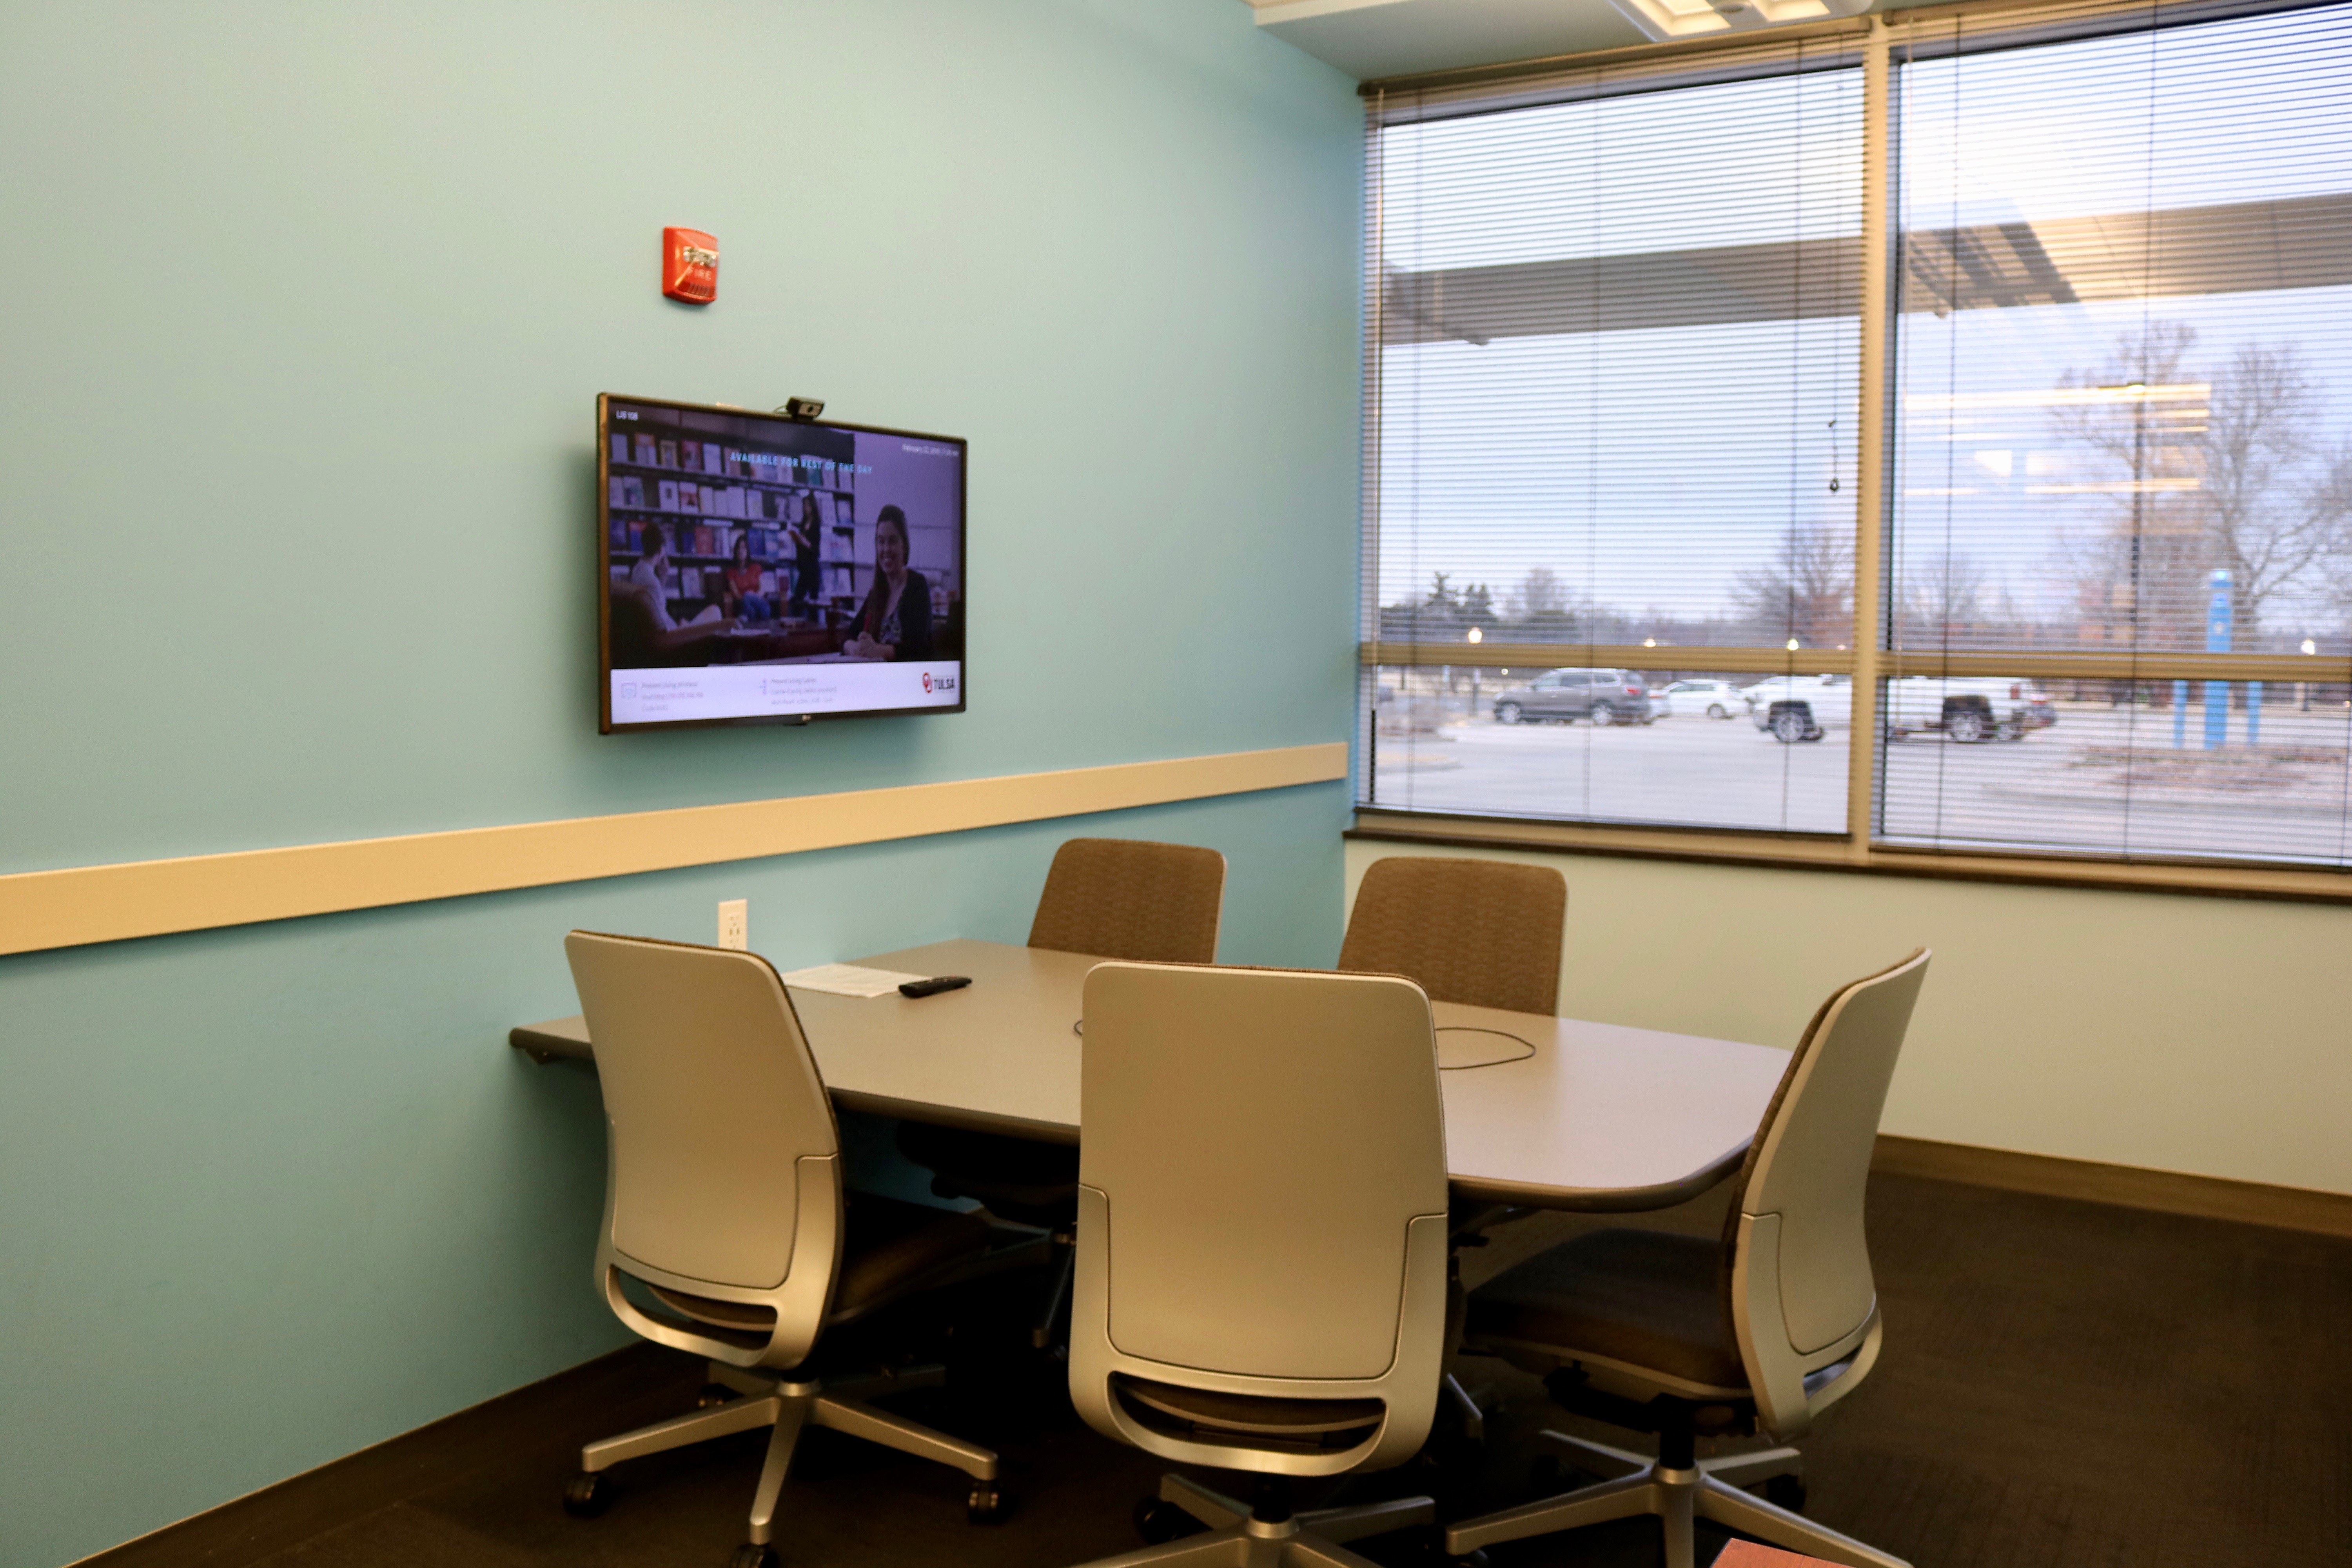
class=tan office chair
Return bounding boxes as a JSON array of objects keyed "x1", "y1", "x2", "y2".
[
  {"x1": 1341, "y1": 854, "x2": 1568, "y2": 1439},
  {"x1": 898, "y1": 837, "x2": 1227, "y2": 1348},
  {"x1": 561, "y1": 931, "x2": 1012, "y2": 1568},
  {"x1": 1065, "y1": 962, "x2": 1452, "y2": 1567},
  {"x1": 1339, "y1": 856, "x2": 1566, "y2": 1016},
  {"x1": 1027, "y1": 837, "x2": 1227, "y2": 962},
  {"x1": 1443, "y1": 949, "x2": 1931, "y2": 1568}
]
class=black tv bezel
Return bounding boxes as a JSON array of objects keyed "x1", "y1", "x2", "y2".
[{"x1": 597, "y1": 392, "x2": 970, "y2": 734}]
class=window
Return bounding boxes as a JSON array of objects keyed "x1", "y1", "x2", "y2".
[
  {"x1": 1358, "y1": 0, "x2": 2352, "y2": 882},
  {"x1": 1882, "y1": 0, "x2": 2352, "y2": 867},
  {"x1": 1361, "y1": 34, "x2": 1865, "y2": 836}
]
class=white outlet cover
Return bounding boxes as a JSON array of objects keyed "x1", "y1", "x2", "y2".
[{"x1": 718, "y1": 899, "x2": 749, "y2": 951}]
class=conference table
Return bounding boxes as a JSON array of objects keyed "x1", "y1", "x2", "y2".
[{"x1": 510, "y1": 937, "x2": 1790, "y2": 1213}]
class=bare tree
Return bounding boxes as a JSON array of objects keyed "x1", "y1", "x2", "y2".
[
  {"x1": 2051, "y1": 324, "x2": 2343, "y2": 648},
  {"x1": 2196, "y1": 342, "x2": 2337, "y2": 641},
  {"x1": 2049, "y1": 323, "x2": 2205, "y2": 648},
  {"x1": 1731, "y1": 524, "x2": 1853, "y2": 647},
  {"x1": 2303, "y1": 436, "x2": 2352, "y2": 624},
  {"x1": 1896, "y1": 549, "x2": 1988, "y2": 643},
  {"x1": 1504, "y1": 565, "x2": 1578, "y2": 641},
  {"x1": 1505, "y1": 566, "x2": 1566, "y2": 620}
]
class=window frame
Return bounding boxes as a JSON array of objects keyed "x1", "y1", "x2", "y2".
[{"x1": 1353, "y1": 0, "x2": 2352, "y2": 902}]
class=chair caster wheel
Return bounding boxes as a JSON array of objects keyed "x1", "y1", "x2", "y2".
[
  {"x1": 1763, "y1": 1474, "x2": 1808, "y2": 1512},
  {"x1": 729, "y1": 1544, "x2": 777, "y2": 1568},
  {"x1": 967, "y1": 1483, "x2": 1007, "y2": 1524},
  {"x1": 561, "y1": 1471, "x2": 611, "y2": 1518},
  {"x1": 695, "y1": 1382, "x2": 736, "y2": 1409},
  {"x1": 1134, "y1": 1497, "x2": 1199, "y2": 1544}
]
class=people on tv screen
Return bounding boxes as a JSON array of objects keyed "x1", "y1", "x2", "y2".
[{"x1": 844, "y1": 505, "x2": 932, "y2": 662}]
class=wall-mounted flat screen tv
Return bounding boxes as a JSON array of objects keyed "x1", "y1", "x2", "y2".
[{"x1": 597, "y1": 394, "x2": 966, "y2": 732}]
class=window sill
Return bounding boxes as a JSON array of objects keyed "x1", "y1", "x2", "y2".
[{"x1": 1348, "y1": 808, "x2": 2352, "y2": 904}]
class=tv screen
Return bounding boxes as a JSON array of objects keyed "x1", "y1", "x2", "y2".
[{"x1": 597, "y1": 394, "x2": 966, "y2": 731}]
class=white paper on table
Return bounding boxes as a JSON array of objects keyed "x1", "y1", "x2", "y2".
[{"x1": 777, "y1": 963, "x2": 932, "y2": 999}]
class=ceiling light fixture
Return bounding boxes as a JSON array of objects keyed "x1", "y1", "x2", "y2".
[{"x1": 1607, "y1": 0, "x2": 1866, "y2": 41}]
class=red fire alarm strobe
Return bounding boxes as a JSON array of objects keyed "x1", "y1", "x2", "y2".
[{"x1": 662, "y1": 227, "x2": 718, "y2": 304}]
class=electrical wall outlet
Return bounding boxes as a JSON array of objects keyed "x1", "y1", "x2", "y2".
[{"x1": 717, "y1": 899, "x2": 748, "y2": 951}]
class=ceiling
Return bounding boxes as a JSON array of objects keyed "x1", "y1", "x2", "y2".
[
  {"x1": 1241, "y1": 0, "x2": 1926, "y2": 80},
  {"x1": 1240, "y1": 0, "x2": 1657, "y2": 80}
]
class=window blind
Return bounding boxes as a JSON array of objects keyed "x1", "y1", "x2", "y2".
[
  {"x1": 1361, "y1": 36, "x2": 1868, "y2": 833},
  {"x1": 1881, "y1": 0, "x2": 2352, "y2": 867}
]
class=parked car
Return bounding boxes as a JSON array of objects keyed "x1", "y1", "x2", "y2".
[
  {"x1": 1885, "y1": 678, "x2": 2056, "y2": 742},
  {"x1": 1492, "y1": 668, "x2": 1655, "y2": 725},
  {"x1": 1748, "y1": 674, "x2": 2058, "y2": 743},
  {"x1": 1747, "y1": 674, "x2": 1851, "y2": 742},
  {"x1": 1659, "y1": 679, "x2": 1748, "y2": 720}
]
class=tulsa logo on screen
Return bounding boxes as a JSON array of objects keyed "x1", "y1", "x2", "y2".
[{"x1": 922, "y1": 671, "x2": 957, "y2": 695}]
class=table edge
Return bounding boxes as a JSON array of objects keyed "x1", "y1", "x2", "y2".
[
  {"x1": 1448, "y1": 1140, "x2": 1751, "y2": 1213},
  {"x1": 510, "y1": 979, "x2": 1765, "y2": 1210}
]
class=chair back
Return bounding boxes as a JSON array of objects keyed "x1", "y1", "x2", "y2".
[
  {"x1": 1727, "y1": 948, "x2": 1929, "y2": 1433},
  {"x1": 1027, "y1": 837, "x2": 1225, "y2": 963},
  {"x1": 1070, "y1": 962, "x2": 1452, "y2": 1475},
  {"x1": 1339, "y1": 856, "x2": 1566, "y2": 1015},
  {"x1": 565, "y1": 930, "x2": 844, "y2": 1368}
]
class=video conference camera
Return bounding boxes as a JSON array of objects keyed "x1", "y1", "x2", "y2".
[{"x1": 777, "y1": 396, "x2": 826, "y2": 421}]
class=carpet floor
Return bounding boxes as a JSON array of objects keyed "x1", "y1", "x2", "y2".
[{"x1": 236, "y1": 1171, "x2": 2352, "y2": 1568}]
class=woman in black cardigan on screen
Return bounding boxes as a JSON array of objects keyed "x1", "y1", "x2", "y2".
[{"x1": 844, "y1": 504, "x2": 932, "y2": 661}]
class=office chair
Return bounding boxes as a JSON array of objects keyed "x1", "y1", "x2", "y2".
[
  {"x1": 1442, "y1": 949, "x2": 1932, "y2": 1568},
  {"x1": 1064, "y1": 961, "x2": 1452, "y2": 1567},
  {"x1": 897, "y1": 837, "x2": 1226, "y2": 1350},
  {"x1": 1340, "y1": 853, "x2": 1568, "y2": 1439},
  {"x1": 1339, "y1": 856, "x2": 1566, "y2": 1016},
  {"x1": 561, "y1": 930, "x2": 1015, "y2": 1568}
]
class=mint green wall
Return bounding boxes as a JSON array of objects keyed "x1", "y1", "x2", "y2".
[
  {"x1": 0, "y1": 5, "x2": 1362, "y2": 1562},
  {"x1": 0, "y1": 0, "x2": 1361, "y2": 873}
]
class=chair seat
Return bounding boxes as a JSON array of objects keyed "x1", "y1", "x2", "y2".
[
  {"x1": 896, "y1": 1119, "x2": 1080, "y2": 1226},
  {"x1": 836, "y1": 1193, "x2": 995, "y2": 1318},
  {"x1": 649, "y1": 1195, "x2": 991, "y2": 1332},
  {"x1": 1463, "y1": 1228, "x2": 1748, "y2": 1394},
  {"x1": 1114, "y1": 1375, "x2": 1385, "y2": 1436}
]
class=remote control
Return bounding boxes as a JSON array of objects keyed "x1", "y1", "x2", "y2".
[{"x1": 898, "y1": 975, "x2": 972, "y2": 998}]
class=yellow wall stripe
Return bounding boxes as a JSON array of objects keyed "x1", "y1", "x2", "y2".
[{"x1": 0, "y1": 743, "x2": 1349, "y2": 956}]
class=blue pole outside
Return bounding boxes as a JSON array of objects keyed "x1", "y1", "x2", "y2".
[
  {"x1": 2203, "y1": 568, "x2": 2233, "y2": 750},
  {"x1": 2172, "y1": 681, "x2": 2188, "y2": 747}
]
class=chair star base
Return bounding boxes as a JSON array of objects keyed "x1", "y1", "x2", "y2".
[
  {"x1": 1445, "y1": 1431, "x2": 1906, "y2": 1568},
  {"x1": 1075, "y1": 1473, "x2": 1436, "y2": 1568},
  {"x1": 579, "y1": 1359, "x2": 997, "y2": 1548}
]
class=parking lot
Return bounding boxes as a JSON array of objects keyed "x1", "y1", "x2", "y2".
[{"x1": 1366, "y1": 700, "x2": 2352, "y2": 863}]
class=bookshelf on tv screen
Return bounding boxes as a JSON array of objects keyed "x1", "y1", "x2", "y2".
[{"x1": 598, "y1": 394, "x2": 966, "y2": 731}]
